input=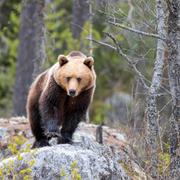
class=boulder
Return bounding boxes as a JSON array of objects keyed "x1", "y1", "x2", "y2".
[
  {"x1": 0, "y1": 135, "x2": 129, "y2": 180},
  {"x1": 0, "y1": 117, "x2": 146, "y2": 180},
  {"x1": 105, "y1": 92, "x2": 132, "y2": 128}
]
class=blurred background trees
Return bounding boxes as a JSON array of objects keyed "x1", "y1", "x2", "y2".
[
  {"x1": 0, "y1": 0, "x2": 179, "y2": 179},
  {"x1": 13, "y1": 0, "x2": 46, "y2": 116},
  {"x1": 0, "y1": 0, "x2": 133, "y2": 119},
  {"x1": 0, "y1": 0, "x2": 20, "y2": 116}
]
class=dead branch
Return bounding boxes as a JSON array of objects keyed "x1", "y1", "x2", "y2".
[
  {"x1": 86, "y1": 37, "x2": 117, "y2": 50},
  {"x1": 108, "y1": 21, "x2": 166, "y2": 41},
  {"x1": 105, "y1": 32, "x2": 149, "y2": 89},
  {"x1": 87, "y1": 35, "x2": 149, "y2": 90}
]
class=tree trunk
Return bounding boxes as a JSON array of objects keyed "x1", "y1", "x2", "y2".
[
  {"x1": 71, "y1": 0, "x2": 90, "y2": 39},
  {"x1": 146, "y1": 0, "x2": 166, "y2": 178},
  {"x1": 13, "y1": 0, "x2": 46, "y2": 116},
  {"x1": 0, "y1": 0, "x2": 5, "y2": 8},
  {"x1": 167, "y1": 0, "x2": 180, "y2": 178}
]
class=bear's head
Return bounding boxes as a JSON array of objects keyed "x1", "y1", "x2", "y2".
[{"x1": 54, "y1": 51, "x2": 96, "y2": 97}]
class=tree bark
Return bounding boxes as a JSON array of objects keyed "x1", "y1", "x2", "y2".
[
  {"x1": 167, "y1": 0, "x2": 180, "y2": 178},
  {"x1": 0, "y1": 0, "x2": 5, "y2": 7},
  {"x1": 13, "y1": 0, "x2": 46, "y2": 116},
  {"x1": 71, "y1": 0, "x2": 90, "y2": 39},
  {"x1": 146, "y1": 0, "x2": 166, "y2": 178}
]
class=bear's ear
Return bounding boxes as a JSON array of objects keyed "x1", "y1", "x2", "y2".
[
  {"x1": 58, "y1": 55, "x2": 68, "y2": 67},
  {"x1": 84, "y1": 57, "x2": 94, "y2": 69}
]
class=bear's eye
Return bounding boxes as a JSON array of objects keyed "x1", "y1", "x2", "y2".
[
  {"x1": 66, "y1": 77, "x2": 71, "y2": 82},
  {"x1": 77, "y1": 77, "x2": 81, "y2": 82}
]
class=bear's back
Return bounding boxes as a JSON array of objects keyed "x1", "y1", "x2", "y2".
[{"x1": 67, "y1": 51, "x2": 86, "y2": 58}]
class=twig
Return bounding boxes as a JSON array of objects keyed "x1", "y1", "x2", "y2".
[
  {"x1": 86, "y1": 37, "x2": 116, "y2": 50},
  {"x1": 105, "y1": 32, "x2": 149, "y2": 89},
  {"x1": 108, "y1": 21, "x2": 166, "y2": 41},
  {"x1": 127, "y1": 0, "x2": 135, "y2": 27},
  {"x1": 87, "y1": 36, "x2": 173, "y2": 96},
  {"x1": 88, "y1": 34, "x2": 149, "y2": 90}
]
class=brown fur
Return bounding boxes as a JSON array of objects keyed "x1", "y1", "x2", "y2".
[{"x1": 26, "y1": 51, "x2": 96, "y2": 148}]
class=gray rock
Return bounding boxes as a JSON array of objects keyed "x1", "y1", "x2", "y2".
[
  {"x1": 0, "y1": 127, "x2": 8, "y2": 140},
  {"x1": 0, "y1": 136, "x2": 129, "y2": 180},
  {"x1": 105, "y1": 92, "x2": 132, "y2": 128},
  {"x1": 0, "y1": 119, "x2": 146, "y2": 180}
]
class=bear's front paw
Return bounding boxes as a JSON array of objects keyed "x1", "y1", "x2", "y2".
[
  {"x1": 44, "y1": 130, "x2": 61, "y2": 140},
  {"x1": 32, "y1": 139, "x2": 50, "y2": 148},
  {"x1": 57, "y1": 134, "x2": 72, "y2": 144}
]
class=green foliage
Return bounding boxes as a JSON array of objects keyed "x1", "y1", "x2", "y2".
[
  {"x1": 70, "y1": 161, "x2": 82, "y2": 180},
  {"x1": 158, "y1": 152, "x2": 170, "y2": 176},
  {"x1": 60, "y1": 168, "x2": 66, "y2": 177},
  {"x1": 0, "y1": 135, "x2": 35, "y2": 179},
  {"x1": 45, "y1": 0, "x2": 74, "y2": 66},
  {"x1": 0, "y1": 157, "x2": 34, "y2": 180},
  {"x1": 0, "y1": 0, "x2": 21, "y2": 117},
  {"x1": 157, "y1": 142, "x2": 170, "y2": 176},
  {"x1": 45, "y1": 1, "x2": 101, "y2": 64},
  {"x1": 92, "y1": 100, "x2": 111, "y2": 124},
  {"x1": 59, "y1": 161, "x2": 82, "y2": 180},
  {"x1": 7, "y1": 135, "x2": 27, "y2": 155}
]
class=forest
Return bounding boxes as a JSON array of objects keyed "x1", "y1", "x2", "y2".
[{"x1": 0, "y1": 0, "x2": 179, "y2": 179}]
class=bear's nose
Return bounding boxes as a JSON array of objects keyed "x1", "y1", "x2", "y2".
[{"x1": 69, "y1": 89, "x2": 76, "y2": 97}]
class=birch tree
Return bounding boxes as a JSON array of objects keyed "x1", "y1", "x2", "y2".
[
  {"x1": 146, "y1": 0, "x2": 167, "y2": 178},
  {"x1": 13, "y1": 0, "x2": 46, "y2": 116}
]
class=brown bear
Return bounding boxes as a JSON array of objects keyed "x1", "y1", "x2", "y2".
[{"x1": 26, "y1": 51, "x2": 96, "y2": 148}]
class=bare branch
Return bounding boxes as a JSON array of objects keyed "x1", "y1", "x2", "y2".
[
  {"x1": 86, "y1": 37, "x2": 116, "y2": 50},
  {"x1": 88, "y1": 32, "x2": 149, "y2": 89},
  {"x1": 108, "y1": 21, "x2": 166, "y2": 41},
  {"x1": 127, "y1": 0, "x2": 135, "y2": 27},
  {"x1": 104, "y1": 32, "x2": 149, "y2": 89},
  {"x1": 87, "y1": 36, "x2": 172, "y2": 96}
]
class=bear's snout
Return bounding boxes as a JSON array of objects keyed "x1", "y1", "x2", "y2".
[{"x1": 68, "y1": 89, "x2": 76, "y2": 97}]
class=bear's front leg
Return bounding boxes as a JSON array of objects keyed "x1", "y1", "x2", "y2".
[
  {"x1": 39, "y1": 94, "x2": 61, "y2": 140},
  {"x1": 44, "y1": 119, "x2": 61, "y2": 140},
  {"x1": 58, "y1": 112, "x2": 85, "y2": 144}
]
